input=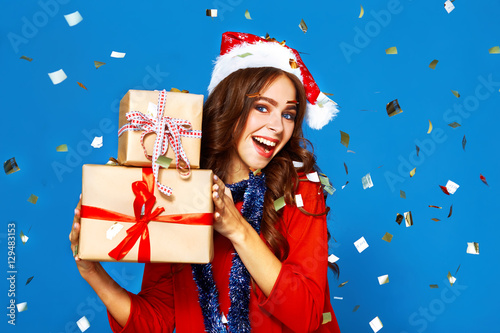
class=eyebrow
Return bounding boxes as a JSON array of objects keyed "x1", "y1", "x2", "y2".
[{"x1": 255, "y1": 96, "x2": 298, "y2": 107}]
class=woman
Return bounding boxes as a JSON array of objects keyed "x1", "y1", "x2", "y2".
[{"x1": 70, "y1": 32, "x2": 340, "y2": 332}]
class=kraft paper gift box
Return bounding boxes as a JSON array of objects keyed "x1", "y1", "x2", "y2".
[
  {"x1": 78, "y1": 164, "x2": 214, "y2": 263},
  {"x1": 117, "y1": 89, "x2": 203, "y2": 168}
]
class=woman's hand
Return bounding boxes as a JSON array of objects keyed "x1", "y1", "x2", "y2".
[
  {"x1": 69, "y1": 195, "x2": 101, "y2": 277},
  {"x1": 212, "y1": 175, "x2": 248, "y2": 243}
]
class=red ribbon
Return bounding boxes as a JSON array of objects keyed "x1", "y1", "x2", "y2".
[{"x1": 80, "y1": 168, "x2": 212, "y2": 262}]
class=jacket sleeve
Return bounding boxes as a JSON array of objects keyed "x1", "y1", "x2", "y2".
[
  {"x1": 255, "y1": 180, "x2": 331, "y2": 332},
  {"x1": 107, "y1": 263, "x2": 176, "y2": 333}
]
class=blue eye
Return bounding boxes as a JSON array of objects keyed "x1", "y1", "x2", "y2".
[
  {"x1": 283, "y1": 113, "x2": 296, "y2": 121},
  {"x1": 255, "y1": 105, "x2": 268, "y2": 113}
]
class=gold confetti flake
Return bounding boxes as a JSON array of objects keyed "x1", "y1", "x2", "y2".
[
  {"x1": 338, "y1": 280, "x2": 349, "y2": 287},
  {"x1": 400, "y1": 190, "x2": 406, "y2": 199},
  {"x1": 429, "y1": 205, "x2": 442, "y2": 209},
  {"x1": 369, "y1": 316, "x2": 383, "y2": 333},
  {"x1": 106, "y1": 157, "x2": 120, "y2": 166},
  {"x1": 404, "y1": 211, "x2": 413, "y2": 227},
  {"x1": 410, "y1": 168, "x2": 416, "y2": 177},
  {"x1": 4, "y1": 157, "x2": 20, "y2": 175},
  {"x1": 447, "y1": 272, "x2": 456, "y2": 286},
  {"x1": 395, "y1": 213, "x2": 403, "y2": 225},
  {"x1": 362, "y1": 173, "x2": 374, "y2": 189},
  {"x1": 94, "y1": 61, "x2": 105, "y2": 69},
  {"x1": 20, "y1": 55, "x2": 33, "y2": 62},
  {"x1": 431, "y1": 218, "x2": 440, "y2": 222},
  {"x1": 299, "y1": 19, "x2": 308, "y2": 33},
  {"x1": 170, "y1": 87, "x2": 189, "y2": 93},
  {"x1": 448, "y1": 122, "x2": 461, "y2": 128},
  {"x1": 385, "y1": 46, "x2": 397, "y2": 55},
  {"x1": 382, "y1": 232, "x2": 393, "y2": 242},
  {"x1": 274, "y1": 196, "x2": 286, "y2": 211},
  {"x1": 489, "y1": 46, "x2": 500, "y2": 54},
  {"x1": 451, "y1": 90, "x2": 460, "y2": 98},
  {"x1": 429, "y1": 59, "x2": 439, "y2": 69},
  {"x1": 353, "y1": 305, "x2": 360, "y2": 312},
  {"x1": 378, "y1": 275, "x2": 389, "y2": 285},
  {"x1": 289, "y1": 59, "x2": 298, "y2": 69},
  {"x1": 20, "y1": 231, "x2": 29, "y2": 244},
  {"x1": 466, "y1": 242, "x2": 479, "y2": 255},
  {"x1": 252, "y1": 168, "x2": 262, "y2": 176},
  {"x1": 322, "y1": 312, "x2": 332, "y2": 324},
  {"x1": 77, "y1": 82, "x2": 87, "y2": 90},
  {"x1": 244, "y1": 9, "x2": 252, "y2": 20},
  {"x1": 430, "y1": 284, "x2": 439, "y2": 289},
  {"x1": 359, "y1": 5, "x2": 364, "y2": 18},
  {"x1": 340, "y1": 130, "x2": 350, "y2": 148},
  {"x1": 56, "y1": 144, "x2": 68, "y2": 152},
  {"x1": 386, "y1": 99, "x2": 402, "y2": 117},
  {"x1": 427, "y1": 120, "x2": 433, "y2": 134},
  {"x1": 27, "y1": 194, "x2": 38, "y2": 204}
]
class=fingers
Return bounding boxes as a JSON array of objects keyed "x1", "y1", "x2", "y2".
[{"x1": 70, "y1": 195, "x2": 82, "y2": 260}]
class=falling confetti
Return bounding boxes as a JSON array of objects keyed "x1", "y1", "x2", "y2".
[
  {"x1": 299, "y1": 19, "x2": 308, "y2": 33},
  {"x1": 386, "y1": 99, "x2": 402, "y2": 117},
  {"x1": 448, "y1": 205, "x2": 453, "y2": 218},
  {"x1": 319, "y1": 174, "x2": 336, "y2": 195},
  {"x1": 77, "y1": 82, "x2": 88, "y2": 90},
  {"x1": 306, "y1": 172, "x2": 320, "y2": 182},
  {"x1": 110, "y1": 51, "x2": 126, "y2": 58},
  {"x1": 385, "y1": 46, "x2": 397, "y2": 54},
  {"x1": 91, "y1": 136, "x2": 103, "y2": 148},
  {"x1": 410, "y1": 168, "x2": 416, "y2": 177},
  {"x1": 347, "y1": 150, "x2": 356, "y2": 154},
  {"x1": 342, "y1": 181, "x2": 349, "y2": 189},
  {"x1": 369, "y1": 316, "x2": 383, "y2": 333},
  {"x1": 400, "y1": 190, "x2": 406, "y2": 199},
  {"x1": 480, "y1": 174, "x2": 489, "y2": 186},
  {"x1": 430, "y1": 284, "x2": 439, "y2": 289},
  {"x1": 431, "y1": 218, "x2": 440, "y2": 222},
  {"x1": 94, "y1": 61, "x2": 105, "y2": 69},
  {"x1": 340, "y1": 130, "x2": 350, "y2": 148},
  {"x1": 448, "y1": 122, "x2": 461, "y2": 128},
  {"x1": 64, "y1": 11, "x2": 83, "y2": 26},
  {"x1": 4, "y1": 157, "x2": 20, "y2": 175},
  {"x1": 237, "y1": 52, "x2": 252, "y2": 58},
  {"x1": 26, "y1": 276, "x2": 34, "y2": 285},
  {"x1": 338, "y1": 280, "x2": 349, "y2": 287},
  {"x1": 244, "y1": 9, "x2": 252, "y2": 20},
  {"x1": 447, "y1": 272, "x2": 456, "y2": 286},
  {"x1": 362, "y1": 173, "x2": 373, "y2": 189},
  {"x1": 444, "y1": 0, "x2": 455, "y2": 13},
  {"x1": 395, "y1": 213, "x2": 403, "y2": 225},
  {"x1": 439, "y1": 185, "x2": 450, "y2": 195},
  {"x1": 382, "y1": 232, "x2": 393, "y2": 242},
  {"x1": 429, "y1": 205, "x2": 442, "y2": 209},
  {"x1": 20, "y1": 231, "x2": 29, "y2": 244},
  {"x1": 274, "y1": 196, "x2": 286, "y2": 211},
  {"x1": 48, "y1": 69, "x2": 67, "y2": 85},
  {"x1": 295, "y1": 194, "x2": 304, "y2": 207},
  {"x1": 429, "y1": 59, "x2": 439, "y2": 69},
  {"x1": 353, "y1": 305, "x2": 360, "y2": 312},
  {"x1": 206, "y1": 9, "x2": 217, "y2": 17},
  {"x1": 451, "y1": 90, "x2": 460, "y2": 98},
  {"x1": 466, "y1": 242, "x2": 479, "y2": 255},
  {"x1": 359, "y1": 5, "x2": 364, "y2": 18},
  {"x1": 328, "y1": 254, "x2": 339, "y2": 263},
  {"x1": 56, "y1": 144, "x2": 68, "y2": 152},
  {"x1": 106, "y1": 223, "x2": 124, "y2": 240},
  {"x1": 20, "y1": 55, "x2": 33, "y2": 62},
  {"x1": 354, "y1": 236, "x2": 369, "y2": 253},
  {"x1": 16, "y1": 302, "x2": 28, "y2": 312},
  {"x1": 27, "y1": 194, "x2": 38, "y2": 204},
  {"x1": 156, "y1": 156, "x2": 172, "y2": 169},
  {"x1": 404, "y1": 211, "x2": 413, "y2": 227},
  {"x1": 322, "y1": 312, "x2": 332, "y2": 324},
  {"x1": 427, "y1": 120, "x2": 433, "y2": 134},
  {"x1": 289, "y1": 59, "x2": 298, "y2": 69},
  {"x1": 462, "y1": 135, "x2": 467, "y2": 150},
  {"x1": 76, "y1": 316, "x2": 91, "y2": 332},
  {"x1": 344, "y1": 162, "x2": 348, "y2": 175},
  {"x1": 489, "y1": 46, "x2": 500, "y2": 54},
  {"x1": 416, "y1": 145, "x2": 420, "y2": 156},
  {"x1": 445, "y1": 180, "x2": 460, "y2": 194},
  {"x1": 378, "y1": 275, "x2": 389, "y2": 285}
]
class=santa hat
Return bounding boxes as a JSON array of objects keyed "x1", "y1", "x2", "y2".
[{"x1": 208, "y1": 32, "x2": 339, "y2": 130}]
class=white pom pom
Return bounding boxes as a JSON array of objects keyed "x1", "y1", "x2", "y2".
[{"x1": 305, "y1": 93, "x2": 339, "y2": 129}]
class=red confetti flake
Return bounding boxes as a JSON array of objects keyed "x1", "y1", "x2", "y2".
[
  {"x1": 439, "y1": 185, "x2": 450, "y2": 195},
  {"x1": 447, "y1": 205, "x2": 453, "y2": 218},
  {"x1": 480, "y1": 174, "x2": 489, "y2": 186},
  {"x1": 429, "y1": 205, "x2": 442, "y2": 209}
]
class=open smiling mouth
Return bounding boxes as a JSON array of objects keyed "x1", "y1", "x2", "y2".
[{"x1": 252, "y1": 136, "x2": 277, "y2": 155}]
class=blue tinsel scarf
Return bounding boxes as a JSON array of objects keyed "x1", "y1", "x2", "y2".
[{"x1": 192, "y1": 171, "x2": 267, "y2": 332}]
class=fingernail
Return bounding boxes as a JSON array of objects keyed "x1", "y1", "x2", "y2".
[
  {"x1": 73, "y1": 222, "x2": 78, "y2": 229},
  {"x1": 74, "y1": 208, "x2": 79, "y2": 215},
  {"x1": 214, "y1": 184, "x2": 219, "y2": 191},
  {"x1": 214, "y1": 192, "x2": 219, "y2": 199},
  {"x1": 214, "y1": 175, "x2": 218, "y2": 181},
  {"x1": 79, "y1": 193, "x2": 82, "y2": 199}
]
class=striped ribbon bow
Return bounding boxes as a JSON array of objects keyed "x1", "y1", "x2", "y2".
[{"x1": 118, "y1": 90, "x2": 202, "y2": 195}]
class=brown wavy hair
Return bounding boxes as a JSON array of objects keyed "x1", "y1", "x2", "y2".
[{"x1": 201, "y1": 67, "x2": 338, "y2": 276}]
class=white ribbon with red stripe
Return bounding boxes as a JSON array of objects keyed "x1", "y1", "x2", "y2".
[{"x1": 118, "y1": 90, "x2": 202, "y2": 195}]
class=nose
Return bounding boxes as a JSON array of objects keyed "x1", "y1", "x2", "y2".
[{"x1": 266, "y1": 112, "x2": 283, "y2": 133}]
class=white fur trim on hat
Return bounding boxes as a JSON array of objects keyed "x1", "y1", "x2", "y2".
[{"x1": 305, "y1": 92, "x2": 339, "y2": 130}]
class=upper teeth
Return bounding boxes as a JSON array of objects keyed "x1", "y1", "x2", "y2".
[{"x1": 255, "y1": 137, "x2": 276, "y2": 147}]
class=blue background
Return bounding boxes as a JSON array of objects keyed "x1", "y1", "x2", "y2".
[{"x1": 1, "y1": 0, "x2": 499, "y2": 332}]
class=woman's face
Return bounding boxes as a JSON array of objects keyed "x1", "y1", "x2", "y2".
[{"x1": 229, "y1": 75, "x2": 297, "y2": 181}]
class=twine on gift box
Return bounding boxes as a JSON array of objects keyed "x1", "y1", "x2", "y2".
[{"x1": 118, "y1": 90, "x2": 202, "y2": 195}]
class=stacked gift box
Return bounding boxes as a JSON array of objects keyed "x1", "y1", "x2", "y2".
[{"x1": 78, "y1": 89, "x2": 214, "y2": 263}]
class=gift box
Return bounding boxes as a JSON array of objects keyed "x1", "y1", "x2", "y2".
[
  {"x1": 78, "y1": 164, "x2": 214, "y2": 263},
  {"x1": 117, "y1": 89, "x2": 203, "y2": 168}
]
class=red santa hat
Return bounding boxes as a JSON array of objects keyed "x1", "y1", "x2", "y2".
[{"x1": 208, "y1": 32, "x2": 339, "y2": 130}]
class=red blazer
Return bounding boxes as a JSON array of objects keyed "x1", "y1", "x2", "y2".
[{"x1": 108, "y1": 178, "x2": 340, "y2": 332}]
